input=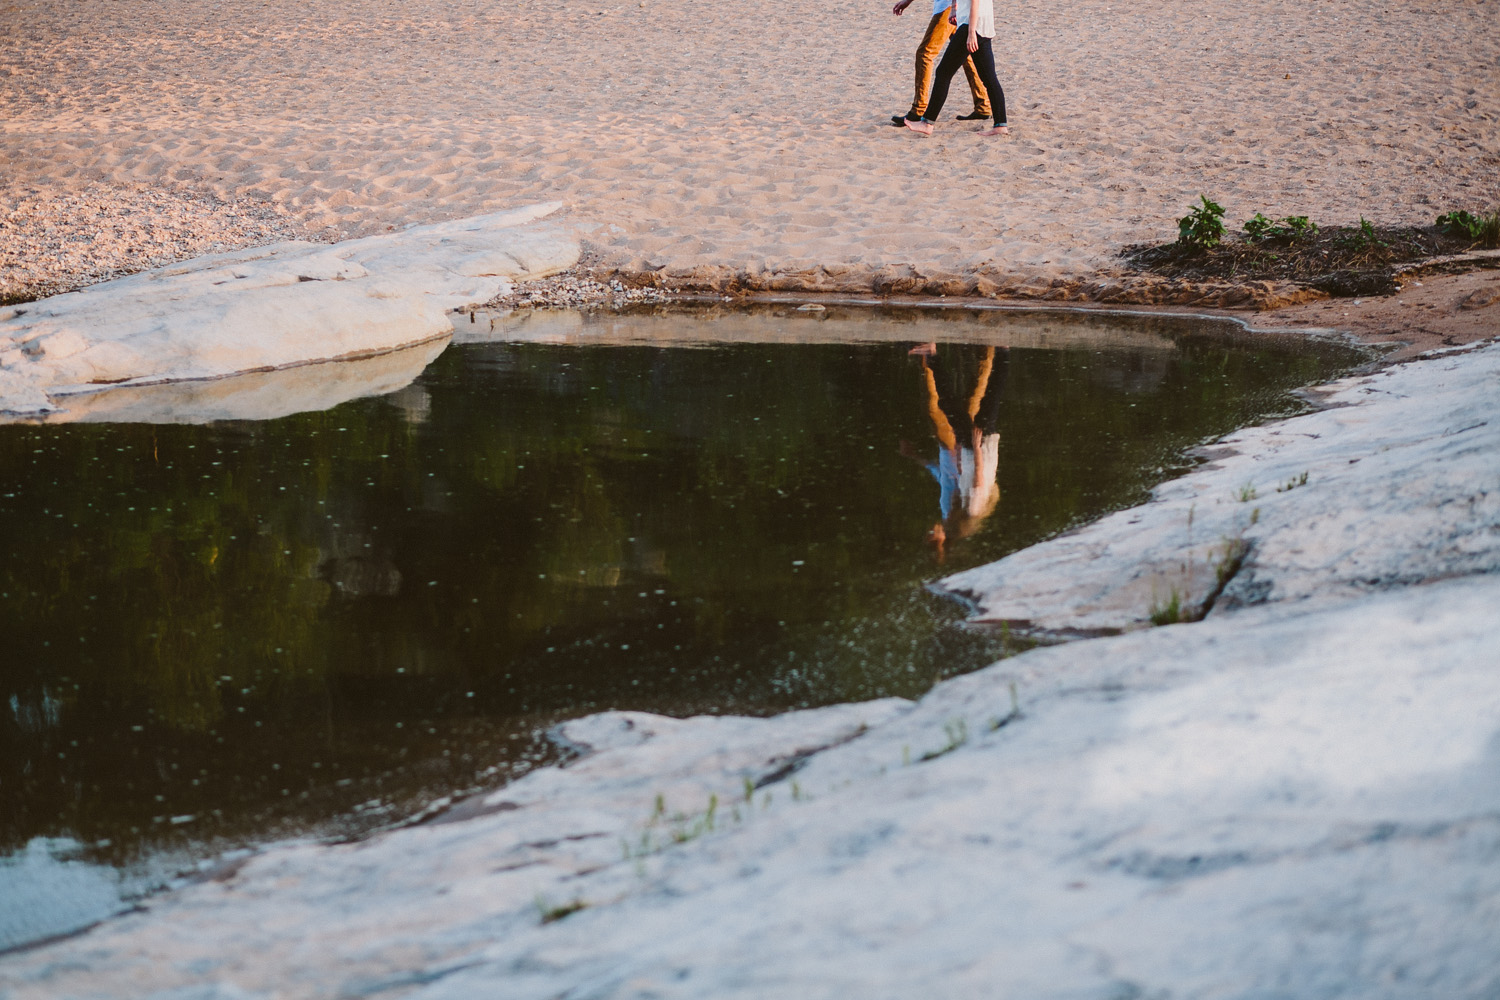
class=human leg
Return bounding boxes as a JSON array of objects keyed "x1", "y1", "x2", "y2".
[
  {"x1": 969, "y1": 347, "x2": 1007, "y2": 433},
  {"x1": 967, "y1": 35, "x2": 1008, "y2": 131},
  {"x1": 959, "y1": 50, "x2": 991, "y2": 118},
  {"x1": 920, "y1": 364, "x2": 958, "y2": 453},
  {"x1": 929, "y1": 343, "x2": 981, "y2": 437},
  {"x1": 906, "y1": 26, "x2": 970, "y2": 132},
  {"x1": 904, "y1": 11, "x2": 954, "y2": 121}
]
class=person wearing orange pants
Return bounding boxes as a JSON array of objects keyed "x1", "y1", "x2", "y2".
[{"x1": 890, "y1": 0, "x2": 991, "y2": 127}]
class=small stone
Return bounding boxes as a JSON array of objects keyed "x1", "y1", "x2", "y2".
[{"x1": 1458, "y1": 287, "x2": 1500, "y2": 311}]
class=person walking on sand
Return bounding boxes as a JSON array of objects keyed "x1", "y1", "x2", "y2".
[
  {"x1": 903, "y1": 0, "x2": 1008, "y2": 137},
  {"x1": 890, "y1": 0, "x2": 991, "y2": 127}
]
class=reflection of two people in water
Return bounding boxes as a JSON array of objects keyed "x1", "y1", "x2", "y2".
[{"x1": 900, "y1": 342, "x2": 1007, "y2": 561}]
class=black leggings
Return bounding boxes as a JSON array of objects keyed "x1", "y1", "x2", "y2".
[{"x1": 924, "y1": 26, "x2": 1007, "y2": 127}]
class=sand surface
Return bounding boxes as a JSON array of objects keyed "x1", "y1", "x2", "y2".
[{"x1": 3, "y1": 0, "x2": 1497, "y2": 299}]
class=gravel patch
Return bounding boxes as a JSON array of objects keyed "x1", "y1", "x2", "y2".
[
  {"x1": 478, "y1": 270, "x2": 679, "y2": 312},
  {"x1": 0, "y1": 182, "x2": 321, "y2": 304}
]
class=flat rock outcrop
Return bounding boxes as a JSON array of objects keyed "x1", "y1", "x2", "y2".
[{"x1": 0, "y1": 204, "x2": 578, "y2": 417}]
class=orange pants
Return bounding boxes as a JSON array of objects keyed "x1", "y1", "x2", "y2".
[{"x1": 908, "y1": 9, "x2": 990, "y2": 119}]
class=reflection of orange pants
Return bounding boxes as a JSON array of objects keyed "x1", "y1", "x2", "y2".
[
  {"x1": 908, "y1": 10, "x2": 990, "y2": 119},
  {"x1": 921, "y1": 346, "x2": 996, "y2": 453}
]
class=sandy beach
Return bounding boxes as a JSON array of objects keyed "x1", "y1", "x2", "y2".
[{"x1": 3, "y1": 0, "x2": 1497, "y2": 300}]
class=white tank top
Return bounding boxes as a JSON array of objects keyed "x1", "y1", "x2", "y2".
[{"x1": 955, "y1": 0, "x2": 995, "y2": 38}]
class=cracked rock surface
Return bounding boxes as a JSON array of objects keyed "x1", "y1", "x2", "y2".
[{"x1": 2, "y1": 342, "x2": 1498, "y2": 998}]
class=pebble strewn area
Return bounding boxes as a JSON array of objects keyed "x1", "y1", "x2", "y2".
[
  {"x1": 0, "y1": 182, "x2": 317, "y2": 303},
  {"x1": 481, "y1": 271, "x2": 678, "y2": 311}
]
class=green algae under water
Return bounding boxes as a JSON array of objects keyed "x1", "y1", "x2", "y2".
[{"x1": 0, "y1": 305, "x2": 1364, "y2": 898}]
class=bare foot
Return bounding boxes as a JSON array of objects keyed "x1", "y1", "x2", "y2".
[
  {"x1": 978, "y1": 125, "x2": 1009, "y2": 136},
  {"x1": 907, "y1": 342, "x2": 938, "y2": 356},
  {"x1": 903, "y1": 119, "x2": 933, "y2": 136}
]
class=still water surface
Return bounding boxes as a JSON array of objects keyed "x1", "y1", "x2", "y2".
[{"x1": 0, "y1": 305, "x2": 1363, "y2": 946}]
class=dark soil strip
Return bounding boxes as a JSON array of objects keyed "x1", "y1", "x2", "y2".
[{"x1": 1125, "y1": 223, "x2": 1498, "y2": 299}]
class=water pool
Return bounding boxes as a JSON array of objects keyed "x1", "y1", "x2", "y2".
[{"x1": 0, "y1": 303, "x2": 1364, "y2": 948}]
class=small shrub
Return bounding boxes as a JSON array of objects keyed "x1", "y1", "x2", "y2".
[
  {"x1": 1437, "y1": 209, "x2": 1485, "y2": 239},
  {"x1": 1442, "y1": 208, "x2": 1500, "y2": 249},
  {"x1": 1178, "y1": 195, "x2": 1226, "y2": 248},
  {"x1": 1281, "y1": 216, "x2": 1317, "y2": 240},
  {"x1": 1242, "y1": 213, "x2": 1274, "y2": 242},
  {"x1": 1482, "y1": 212, "x2": 1500, "y2": 249},
  {"x1": 1244, "y1": 213, "x2": 1318, "y2": 243}
]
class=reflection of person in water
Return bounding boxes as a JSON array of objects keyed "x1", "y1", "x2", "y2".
[{"x1": 899, "y1": 342, "x2": 1007, "y2": 561}]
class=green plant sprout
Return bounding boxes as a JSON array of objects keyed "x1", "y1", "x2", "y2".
[
  {"x1": 1243, "y1": 213, "x2": 1318, "y2": 242},
  {"x1": 536, "y1": 894, "x2": 589, "y2": 924},
  {"x1": 989, "y1": 681, "x2": 1023, "y2": 731},
  {"x1": 1178, "y1": 195, "x2": 1226, "y2": 248},
  {"x1": 1276, "y1": 471, "x2": 1309, "y2": 492},
  {"x1": 1437, "y1": 208, "x2": 1500, "y2": 248},
  {"x1": 1437, "y1": 209, "x2": 1484, "y2": 238},
  {"x1": 919, "y1": 718, "x2": 969, "y2": 762},
  {"x1": 1214, "y1": 536, "x2": 1250, "y2": 588},
  {"x1": 1342, "y1": 216, "x2": 1387, "y2": 250},
  {"x1": 1150, "y1": 588, "x2": 1185, "y2": 626},
  {"x1": 625, "y1": 792, "x2": 733, "y2": 859},
  {"x1": 1235, "y1": 482, "x2": 1258, "y2": 502}
]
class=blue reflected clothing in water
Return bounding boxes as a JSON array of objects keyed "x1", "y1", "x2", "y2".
[{"x1": 925, "y1": 448, "x2": 962, "y2": 521}]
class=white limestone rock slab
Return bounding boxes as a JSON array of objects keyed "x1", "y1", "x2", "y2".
[
  {"x1": 0, "y1": 700, "x2": 909, "y2": 998},
  {"x1": 938, "y1": 340, "x2": 1500, "y2": 635},
  {"x1": 0, "y1": 203, "x2": 578, "y2": 418}
]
